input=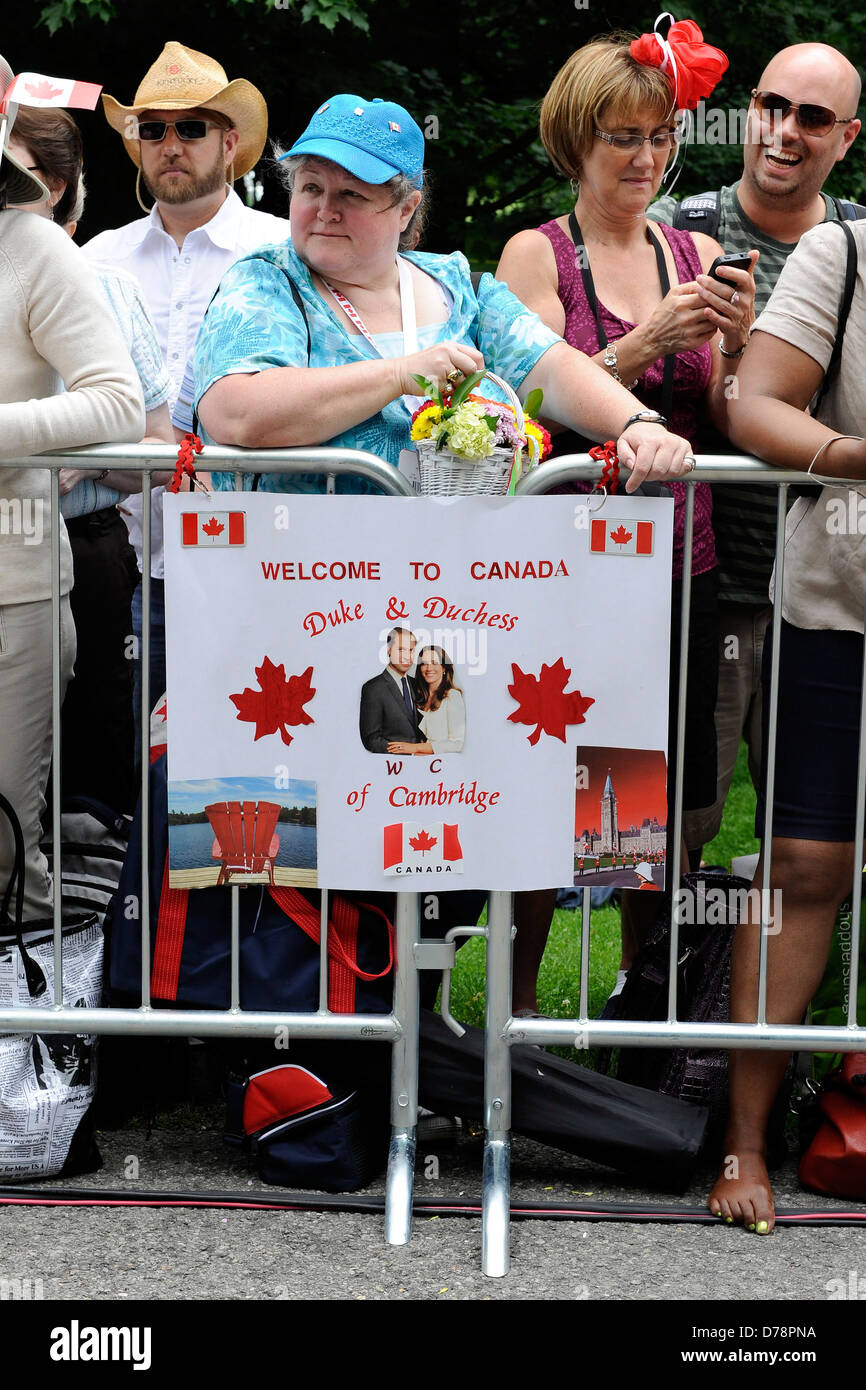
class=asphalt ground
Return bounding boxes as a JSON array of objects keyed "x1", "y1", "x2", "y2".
[{"x1": 2, "y1": 1120, "x2": 864, "y2": 1308}]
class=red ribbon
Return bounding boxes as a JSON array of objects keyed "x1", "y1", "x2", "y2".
[
  {"x1": 589, "y1": 441, "x2": 619, "y2": 495},
  {"x1": 168, "y1": 433, "x2": 203, "y2": 494}
]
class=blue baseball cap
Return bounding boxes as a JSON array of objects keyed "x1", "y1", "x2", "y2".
[{"x1": 281, "y1": 94, "x2": 424, "y2": 186}]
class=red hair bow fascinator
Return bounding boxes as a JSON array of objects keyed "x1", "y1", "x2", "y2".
[{"x1": 630, "y1": 13, "x2": 729, "y2": 111}]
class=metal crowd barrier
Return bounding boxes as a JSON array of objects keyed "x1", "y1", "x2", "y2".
[
  {"x1": 473, "y1": 456, "x2": 866, "y2": 1276},
  {"x1": 0, "y1": 445, "x2": 427, "y2": 1249},
  {"x1": 2, "y1": 448, "x2": 864, "y2": 1279}
]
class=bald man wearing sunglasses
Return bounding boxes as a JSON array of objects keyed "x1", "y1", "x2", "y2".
[
  {"x1": 648, "y1": 42, "x2": 862, "y2": 869},
  {"x1": 81, "y1": 42, "x2": 289, "y2": 744}
]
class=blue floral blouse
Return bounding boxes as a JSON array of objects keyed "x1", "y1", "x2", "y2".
[{"x1": 194, "y1": 243, "x2": 561, "y2": 495}]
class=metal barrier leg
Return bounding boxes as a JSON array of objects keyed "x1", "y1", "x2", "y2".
[
  {"x1": 482, "y1": 890, "x2": 513, "y2": 1277},
  {"x1": 384, "y1": 891, "x2": 420, "y2": 1246}
]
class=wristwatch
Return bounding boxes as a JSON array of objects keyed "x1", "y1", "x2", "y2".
[{"x1": 622, "y1": 410, "x2": 668, "y2": 432}]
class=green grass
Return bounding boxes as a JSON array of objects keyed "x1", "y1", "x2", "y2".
[
  {"x1": 448, "y1": 739, "x2": 761, "y2": 1036},
  {"x1": 701, "y1": 739, "x2": 760, "y2": 872}
]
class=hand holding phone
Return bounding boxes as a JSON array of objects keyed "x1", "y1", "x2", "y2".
[{"x1": 708, "y1": 252, "x2": 753, "y2": 283}]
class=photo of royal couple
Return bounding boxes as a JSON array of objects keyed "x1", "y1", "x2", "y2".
[{"x1": 359, "y1": 627, "x2": 466, "y2": 756}]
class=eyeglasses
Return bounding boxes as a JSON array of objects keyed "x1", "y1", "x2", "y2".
[
  {"x1": 593, "y1": 127, "x2": 681, "y2": 153},
  {"x1": 136, "y1": 119, "x2": 226, "y2": 143},
  {"x1": 750, "y1": 90, "x2": 856, "y2": 138}
]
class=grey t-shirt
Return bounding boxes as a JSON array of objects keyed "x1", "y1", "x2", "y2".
[
  {"x1": 757, "y1": 219, "x2": 866, "y2": 634},
  {"x1": 649, "y1": 181, "x2": 848, "y2": 605}
]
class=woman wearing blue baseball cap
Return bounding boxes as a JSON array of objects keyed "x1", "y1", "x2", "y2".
[{"x1": 194, "y1": 92, "x2": 696, "y2": 492}]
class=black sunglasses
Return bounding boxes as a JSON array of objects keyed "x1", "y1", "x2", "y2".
[
  {"x1": 136, "y1": 119, "x2": 225, "y2": 143},
  {"x1": 751, "y1": 89, "x2": 856, "y2": 138}
]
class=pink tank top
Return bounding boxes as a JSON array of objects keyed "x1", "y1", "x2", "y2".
[{"x1": 539, "y1": 217, "x2": 716, "y2": 579}]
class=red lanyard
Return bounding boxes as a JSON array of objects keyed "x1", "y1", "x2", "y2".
[{"x1": 322, "y1": 256, "x2": 418, "y2": 355}]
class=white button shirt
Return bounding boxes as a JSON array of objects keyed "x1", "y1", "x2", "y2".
[{"x1": 83, "y1": 187, "x2": 290, "y2": 576}]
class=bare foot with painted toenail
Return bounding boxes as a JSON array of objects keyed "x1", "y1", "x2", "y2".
[{"x1": 707, "y1": 1148, "x2": 775, "y2": 1234}]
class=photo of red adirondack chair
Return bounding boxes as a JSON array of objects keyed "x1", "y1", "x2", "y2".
[{"x1": 205, "y1": 800, "x2": 281, "y2": 886}]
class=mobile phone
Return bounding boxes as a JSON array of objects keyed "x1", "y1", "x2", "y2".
[{"x1": 707, "y1": 252, "x2": 752, "y2": 283}]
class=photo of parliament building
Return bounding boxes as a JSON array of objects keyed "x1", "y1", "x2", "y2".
[{"x1": 575, "y1": 771, "x2": 666, "y2": 858}]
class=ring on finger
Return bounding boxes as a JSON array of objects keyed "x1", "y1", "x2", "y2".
[
  {"x1": 446, "y1": 368, "x2": 463, "y2": 384},
  {"x1": 730, "y1": 291, "x2": 740, "y2": 306},
  {"x1": 684, "y1": 453, "x2": 697, "y2": 473}
]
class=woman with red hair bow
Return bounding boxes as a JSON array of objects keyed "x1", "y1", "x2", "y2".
[{"x1": 498, "y1": 19, "x2": 757, "y2": 1016}]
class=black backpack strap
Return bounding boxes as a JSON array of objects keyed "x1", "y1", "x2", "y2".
[
  {"x1": 0, "y1": 789, "x2": 25, "y2": 933},
  {"x1": 814, "y1": 220, "x2": 857, "y2": 414},
  {"x1": 284, "y1": 274, "x2": 312, "y2": 362},
  {"x1": 831, "y1": 196, "x2": 866, "y2": 222},
  {"x1": 671, "y1": 190, "x2": 721, "y2": 238},
  {"x1": 470, "y1": 270, "x2": 484, "y2": 293},
  {"x1": 236, "y1": 253, "x2": 312, "y2": 363}
]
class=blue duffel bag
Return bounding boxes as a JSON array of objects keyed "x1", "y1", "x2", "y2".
[{"x1": 225, "y1": 1062, "x2": 386, "y2": 1192}]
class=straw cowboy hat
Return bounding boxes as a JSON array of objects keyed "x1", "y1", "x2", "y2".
[
  {"x1": 102, "y1": 41, "x2": 268, "y2": 180},
  {"x1": 0, "y1": 55, "x2": 51, "y2": 204}
]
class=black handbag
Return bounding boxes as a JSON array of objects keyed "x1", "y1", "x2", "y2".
[
  {"x1": 599, "y1": 871, "x2": 792, "y2": 1159},
  {"x1": 285, "y1": 1009, "x2": 709, "y2": 1193}
]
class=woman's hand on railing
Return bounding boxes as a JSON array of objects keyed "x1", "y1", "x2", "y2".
[
  {"x1": 58, "y1": 466, "x2": 106, "y2": 495},
  {"x1": 616, "y1": 423, "x2": 694, "y2": 494}
]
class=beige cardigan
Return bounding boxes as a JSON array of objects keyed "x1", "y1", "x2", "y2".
[
  {"x1": 757, "y1": 219, "x2": 866, "y2": 634},
  {"x1": 0, "y1": 211, "x2": 144, "y2": 605}
]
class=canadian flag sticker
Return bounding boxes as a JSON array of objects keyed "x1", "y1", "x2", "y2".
[
  {"x1": 383, "y1": 822, "x2": 464, "y2": 876},
  {"x1": 589, "y1": 518, "x2": 654, "y2": 556},
  {"x1": 181, "y1": 512, "x2": 245, "y2": 547}
]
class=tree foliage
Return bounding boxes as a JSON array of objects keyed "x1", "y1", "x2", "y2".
[
  {"x1": 38, "y1": 0, "x2": 368, "y2": 35},
  {"x1": 15, "y1": 0, "x2": 866, "y2": 259}
]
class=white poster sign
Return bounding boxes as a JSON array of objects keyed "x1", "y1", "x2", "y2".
[{"x1": 163, "y1": 493, "x2": 673, "y2": 892}]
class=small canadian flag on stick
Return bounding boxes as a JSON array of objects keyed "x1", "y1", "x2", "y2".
[
  {"x1": 589, "y1": 517, "x2": 654, "y2": 556},
  {"x1": 2, "y1": 74, "x2": 102, "y2": 112},
  {"x1": 181, "y1": 512, "x2": 245, "y2": 547}
]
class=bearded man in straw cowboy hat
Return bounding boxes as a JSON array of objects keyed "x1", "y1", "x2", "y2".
[{"x1": 83, "y1": 41, "x2": 289, "y2": 739}]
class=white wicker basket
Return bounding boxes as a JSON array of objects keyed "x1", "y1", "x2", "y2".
[{"x1": 413, "y1": 372, "x2": 539, "y2": 497}]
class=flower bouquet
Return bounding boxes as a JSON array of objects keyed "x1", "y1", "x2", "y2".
[{"x1": 409, "y1": 370, "x2": 551, "y2": 497}]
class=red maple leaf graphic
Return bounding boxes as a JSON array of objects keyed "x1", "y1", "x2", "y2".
[
  {"x1": 25, "y1": 79, "x2": 63, "y2": 100},
  {"x1": 409, "y1": 828, "x2": 438, "y2": 855},
  {"x1": 202, "y1": 516, "x2": 225, "y2": 537},
  {"x1": 229, "y1": 657, "x2": 316, "y2": 745},
  {"x1": 507, "y1": 658, "x2": 595, "y2": 746},
  {"x1": 610, "y1": 524, "x2": 632, "y2": 546}
]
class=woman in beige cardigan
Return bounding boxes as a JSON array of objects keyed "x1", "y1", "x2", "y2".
[{"x1": 0, "y1": 71, "x2": 143, "y2": 921}]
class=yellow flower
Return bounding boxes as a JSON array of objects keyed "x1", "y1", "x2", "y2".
[
  {"x1": 524, "y1": 419, "x2": 552, "y2": 459},
  {"x1": 410, "y1": 403, "x2": 442, "y2": 441}
]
